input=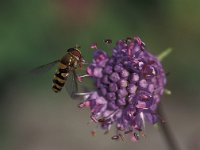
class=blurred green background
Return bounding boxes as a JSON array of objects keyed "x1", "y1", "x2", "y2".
[{"x1": 0, "y1": 0, "x2": 200, "y2": 150}]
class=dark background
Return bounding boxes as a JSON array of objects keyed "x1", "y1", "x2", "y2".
[{"x1": 0, "y1": 0, "x2": 200, "y2": 150}]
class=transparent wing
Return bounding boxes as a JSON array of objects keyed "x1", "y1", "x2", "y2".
[
  {"x1": 65, "y1": 70, "x2": 79, "y2": 99},
  {"x1": 30, "y1": 60, "x2": 60, "y2": 74}
]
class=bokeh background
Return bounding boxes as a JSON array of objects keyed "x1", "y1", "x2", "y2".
[{"x1": 0, "y1": 0, "x2": 200, "y2": 150}]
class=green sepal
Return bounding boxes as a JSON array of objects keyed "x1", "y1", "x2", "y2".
[
  {"x1": 157, "y1": 48, "x2": 172, "y2": 61},
  {"x1": 164, "y1": 89, "x2": 172, "y2": 95}
]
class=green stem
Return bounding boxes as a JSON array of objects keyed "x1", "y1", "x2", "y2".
[{"x1": 157, "y1": 103, "x2": 181, "y2": 150}]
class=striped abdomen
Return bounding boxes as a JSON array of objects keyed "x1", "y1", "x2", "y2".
[{"x1": 52, "y1": 62, "x2": 69, "y2": 93}]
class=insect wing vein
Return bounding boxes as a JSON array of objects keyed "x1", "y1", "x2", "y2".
[
  {"x1": 31, "y1": 60, "x2": 60, "y2": 74},
  {"x1": 65, "y1": 70, "x2": 78, "y2": 98}
]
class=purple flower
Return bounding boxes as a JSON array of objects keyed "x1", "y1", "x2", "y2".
[{"x1": 79, "y1": 37, "x2": 166, "y2": 141}]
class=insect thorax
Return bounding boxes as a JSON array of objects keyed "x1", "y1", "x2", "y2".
[{"x1": 61, "y1": 53, "x2": 78, "y2": 68}]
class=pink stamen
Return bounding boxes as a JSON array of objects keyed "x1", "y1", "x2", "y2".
[
  {"x1": 141, "y1": 95, "x2": 149, "y2": 100},
  {"x1": 90, "y1": 43, "x2": 97, "y2": 49},
  {"x1": 136, "y1": 102, "x2": 146, "y2": 109},
  {"x1": 77, "y1": 76, "x2": 83, "y2": 82},
  {"x1": 127, "y1": 111, "x2": 134, "y2": 117},
  {"x1": 90, "y1": 116, "x2": 98, "y2": 123},
  {"x1": 128, "y1": 43, "x2": 134, "y2": 56},
  {"x1": 78, "y1": 102, "x2": 85, "y2": 108},
  {"x1": 75, "y1": 92, "x2": 92, "y2": 96},
  {"x1": 78, "y1": 101, "x2": 90, "y2": 108},
  {"x1": 86, "y1": 67, "x2": 93, "y2": 76},
  {"x1": 77, "y1": 74, "x2": 90, "y2": 82},
  {"x1": 104, "y1": 110, "x2": 119, "y2": 120},
  {"x1": 99, "y1": 54, "x2": 106, "y2": 60},
  {"x1": 134, "y1": 37, "x2": 142, "y2": 45}
]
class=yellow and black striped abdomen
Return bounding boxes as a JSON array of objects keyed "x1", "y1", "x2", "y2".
[
  {"x1": 52, "y1": 52, "x2": 78, "y2": 93},
  {"x1": 52, "y1": 62, "x2": 69, "y2": 93}
]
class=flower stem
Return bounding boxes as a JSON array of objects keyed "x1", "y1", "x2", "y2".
[{"x1": 157, "y1": 103, "x2": 181, "y2": 150}]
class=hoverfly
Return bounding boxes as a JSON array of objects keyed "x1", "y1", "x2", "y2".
[{"x1": 31, "y1": 47, "x2": 85, "y2": 97}]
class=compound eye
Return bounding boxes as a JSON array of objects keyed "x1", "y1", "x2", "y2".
[{"x1": 67, "y1": 48, "x2": 75, "y2": 52}]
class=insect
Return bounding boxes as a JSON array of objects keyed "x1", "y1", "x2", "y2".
[
  {"x1": 31, "y1": 47, "x2": 85, "y2": 97},
  {"x1": 104, "y1": 39, "x2": 112, "y2": 45}
]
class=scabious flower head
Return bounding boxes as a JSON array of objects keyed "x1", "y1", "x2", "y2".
[{"x1": 79, "y1": 37, "x2": 166, "y2": 141}]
